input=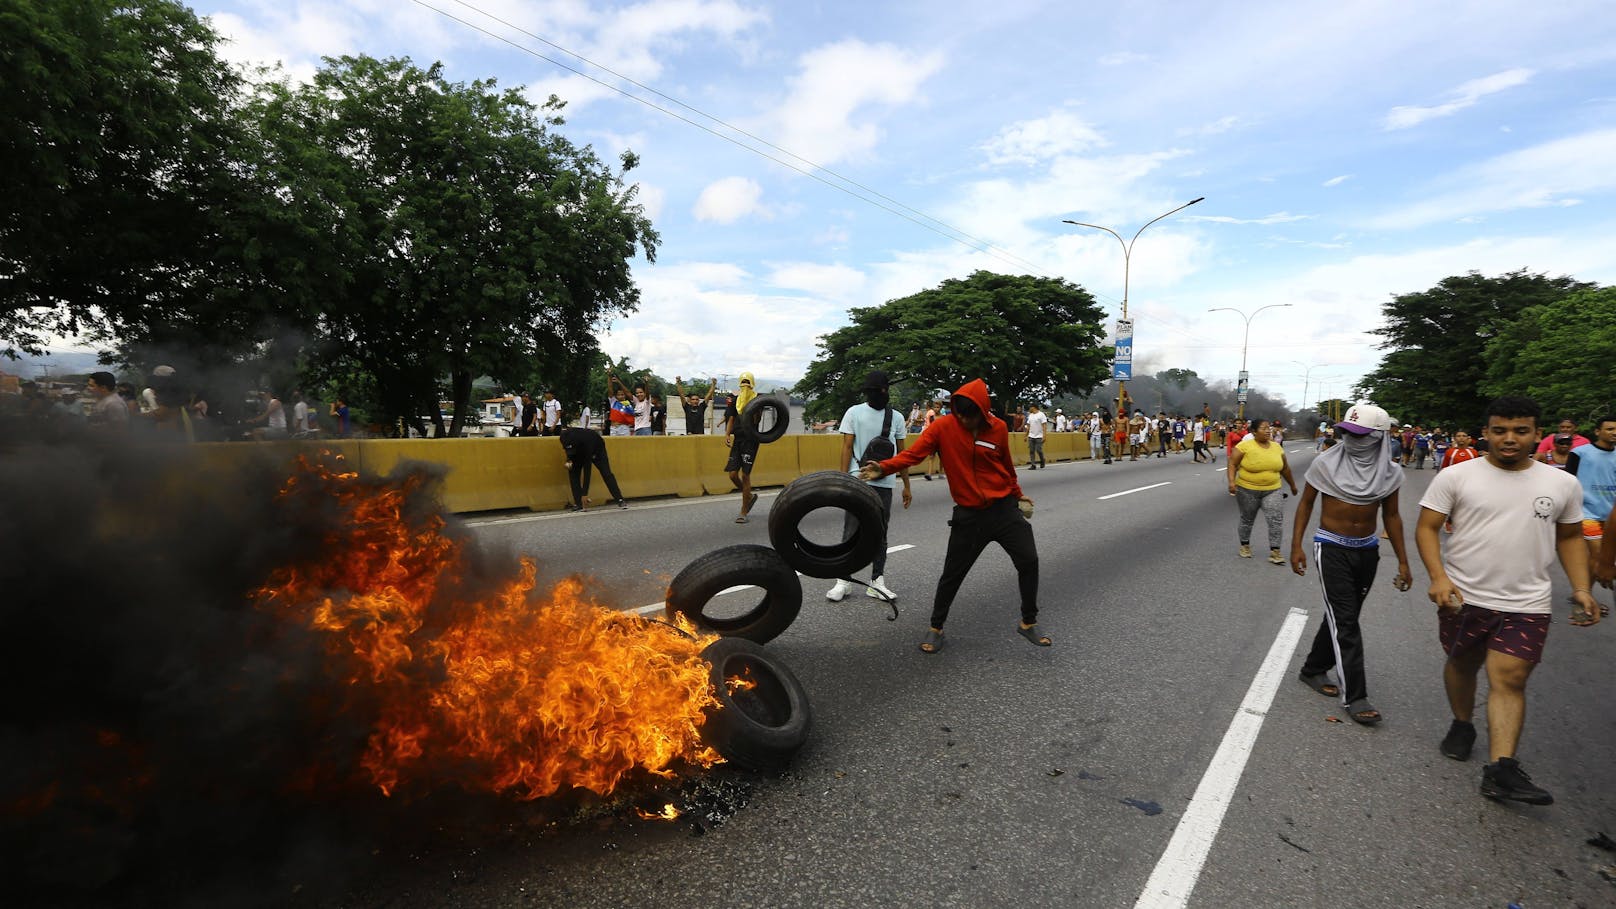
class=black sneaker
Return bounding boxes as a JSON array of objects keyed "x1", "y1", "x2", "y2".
[
  {"x1": 1480, "y1": 757, "x2": 1553, "y2": 805},
  {"x1": 616, "y1": 499, "x2": 628, "y2": 510},
  {"x1": 1439, "y1": 719, "x2": 1476, "y2": 761}
]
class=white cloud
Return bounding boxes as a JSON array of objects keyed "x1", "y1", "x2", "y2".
[
  {"x1": 692, "y1": 176, "x2": 768, "y2": 223},
  {"x1": 1322, "y1": 174, "x2": 1353, "y2": 187},
  {"x1": 1098, "y1": 51, "x2": 1148, "y2": 66},
  {"x1": 762, "y1": 39, "x2": 945, "y2": 165},
  {"x1": 980, "y1": 110, "x2": 1106, "y2": 166},
  {"x1": 766, "y1": 263, "x2": 866, "y2": 299},
  {"x1": 1383, "y1": 67, "x2": 1534, "y2": 130},
  {"x1": 1366, "y1": 127, "x2": 1616, "y2": 227},
  {"x1": 1177, "y1": 115, "x2": 1243, "y2": 137},
  {"x1": 1186, "y1": 212, "x2": 1312, "y2": 225}
]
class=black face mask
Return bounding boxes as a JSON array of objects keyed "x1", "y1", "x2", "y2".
[{"x1": 865, "y1": 389, "x2": 889, "y2": 409}]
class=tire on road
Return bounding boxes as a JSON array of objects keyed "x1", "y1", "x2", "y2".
[
  {"x1": 735, "y1": 393, "x2": 790, "y2": 444},
  {"x1": 767, "y1": 470, "x2": 885, "y2": 579},
  {"x1": 665, "y1": 544, "x2": 803, "y2": 643},
  {"x1": 698, "y1": 637, "x2": 812, "y2": 771}
]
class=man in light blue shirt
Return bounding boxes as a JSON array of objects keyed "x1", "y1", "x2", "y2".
[
  {"x1": 1567, "y1": 415, "x2": 1616, "y2": 618},
  {"x1": 827, "y1": 370, "x2": 912, "y2": 603}
]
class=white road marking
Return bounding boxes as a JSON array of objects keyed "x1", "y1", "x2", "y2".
[
  {"x1": 631, "y1": 544, "x2": 915, "y2": 615},
  {"x1": 1215, "y1": 467, "x2": 1227, "y2": 473},
  {"x1": 1097, "y1": 482, "x2": 1172, "y2": 500},
  {"x1": 466, "y1": 490, "x2": 781, "y2": 526},
  {"x1": 1132, "y1": 606, "x2": 1310, "y2": 909}
]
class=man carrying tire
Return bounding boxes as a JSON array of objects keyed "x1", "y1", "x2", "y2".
[
  {"x1": 827, "y1": 370, "x2": 912, "y2": 603},
  {"x1": 725, "y1": 371, "x2": 762, "y2": 524},
  {"x1": 858, "y1": 378, "x2": 1048, "y2": 654}
]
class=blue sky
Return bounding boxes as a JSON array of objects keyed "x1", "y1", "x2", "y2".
[{"x1": 197, "y1": 0, "x2": 1616, "y2": 407}]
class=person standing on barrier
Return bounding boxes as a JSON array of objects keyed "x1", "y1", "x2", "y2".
[
  {"x1": 827, "y1": 370, "x2": 911, "y2": 604},
  {"x1": 559, "y1": 414, "x2": 627, "y2": 511},
  {"x1": 859, "y1": 378, "x2": 1046, "y2": 654},
  {"x1": 725, "y1": 372, "x2": 761, "y2": 524}
]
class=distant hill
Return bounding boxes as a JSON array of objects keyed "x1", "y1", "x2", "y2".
[{"x1": 4, "y1": 348, "x2": 105, "y2": 379}]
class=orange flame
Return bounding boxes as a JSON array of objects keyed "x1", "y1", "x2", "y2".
[
  {"x1": 255, "y1": 454, "x2": 723, "y2": 801},
  {"x1": 635, "y1": 803, "x2": 681, "y2": 821}
]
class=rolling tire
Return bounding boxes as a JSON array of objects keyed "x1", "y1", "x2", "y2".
[
  {"x1": 699, "y1": 638, "x2": 812, "y2": 771},
  {"x1": 735, "y1": 393, "x2": 790, "y2": 444},
  {"x1": 767, "y1": 470, "x2": 885, "y2": 579},
  {"x1": 665, "y1": 544, "x2": 803, "y2": 643}
]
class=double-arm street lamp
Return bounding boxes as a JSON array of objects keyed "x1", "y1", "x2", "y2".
[
  {"x1": 1208, "y1": 303, "x2": 1293, "y2": 420},
  {"x1": 1062, "y1": 196, "x2": 1204, "y2": 422}
]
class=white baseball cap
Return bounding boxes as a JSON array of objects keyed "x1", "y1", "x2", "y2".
[{"x1": 1337, "y1": 402, "x2": 1391, "y2": 435}]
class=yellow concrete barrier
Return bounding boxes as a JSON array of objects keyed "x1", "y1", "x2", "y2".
[{"x1": 193, "y1": 429, "x2": 1110, "y2": 515}]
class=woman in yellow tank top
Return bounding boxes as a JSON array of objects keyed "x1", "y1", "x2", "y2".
[{"x1": 1228, "y1": 419, "x2": 1298, "y2": 563}]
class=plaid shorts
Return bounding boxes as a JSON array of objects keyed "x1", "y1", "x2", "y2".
[{"x1": 1439, "y1": 604, "x2": 1551, "y2": 664}]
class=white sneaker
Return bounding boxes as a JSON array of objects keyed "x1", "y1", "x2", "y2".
[
  {"x1": 866, "y1": 577, "x2": 896, "y2": 600},
  {"x1": 825, "y1": 580, "x2": 852, "y2": 602}
]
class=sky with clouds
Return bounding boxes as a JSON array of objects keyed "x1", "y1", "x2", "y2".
[{"x1": 198, "y1": 0, "x2": 1616, "y2": 407}]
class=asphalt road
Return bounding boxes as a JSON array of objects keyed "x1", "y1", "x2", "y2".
[{"x1": 343, "y1": 443, "x2": 1615, "y2": 909}]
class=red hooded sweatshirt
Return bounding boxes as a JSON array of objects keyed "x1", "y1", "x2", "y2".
[{"x1": 877, "y1": 378, "x2": 1024, "y2": 509}]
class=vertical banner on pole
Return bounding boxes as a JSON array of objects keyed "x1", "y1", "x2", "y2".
[
  {"x1": 1236, "y1": 370, "x2": 1250, "y2": 403},
  {"x1": 1113, "y1": 319, "x2": 1134, "y2": 380}
]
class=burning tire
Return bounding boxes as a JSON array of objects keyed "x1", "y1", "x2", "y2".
[
  {"x1": 699, "y1": 638, "x2": 812, "y2": 771},
  {"x1": 666, "y1": 544, "x2": 803, "y2": 643},
  {"x1": 767, "y1": 471, "x2": 885, "y2": 579},
  {"x1": 735, "y1": 393, "x2": 790, "y2": 444}
]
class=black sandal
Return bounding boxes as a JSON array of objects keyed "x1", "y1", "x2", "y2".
[
  {"x1": 919, "y1": 629, "x2": 944, "y2": 654},
  {"x1": 1346, "y1": 698, "x2": 1382, "y2": 725},
  {"x1": 1298, "y1": 671, "x2": 1340, "y2": 698},
  {"x1": 1016, "y1": 623, "x2": 1052, "y2": 646}
]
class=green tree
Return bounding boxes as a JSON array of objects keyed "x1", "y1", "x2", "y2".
[
  {"x1": 795, "y1": 271, "x2": 1109, "y2": 421},
  {"x1": 1481, "y1": 286, "x2": 1616, "y2": 425},
  {"x1": 1, "y1": 0, "x2": 261, "y2": 356},
  {"x1": 251, "y1": 56, "x2": 658, "y2": 436},
  {"x1": 1358, "y1": 270, "x2": 1591, "y2": 428}
]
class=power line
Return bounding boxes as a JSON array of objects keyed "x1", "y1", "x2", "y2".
[{"x1": 408, "y1": 0, "x2": 1058, "y2": 279}]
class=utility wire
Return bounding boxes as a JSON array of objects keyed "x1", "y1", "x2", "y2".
[{"x1": 408, "y1": 0, "x2": 1058, "y2": 279}]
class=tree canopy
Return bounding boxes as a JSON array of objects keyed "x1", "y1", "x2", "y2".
[
  {"x1": 251, "y1": 56, "x2": 658, "y2": 436},
  {"x1": 1, "y1": 0, "x2": 256, "y2": 355},
  {"x1": 1357, "y1": 270, "x2": 1592, "y2": 428},
  {"x1": 1481, "y1": 286, "x2": 1616, "y2": 426},
  {"x1": 795, "y1": 271, "x2": 1110, "y2": 421}
]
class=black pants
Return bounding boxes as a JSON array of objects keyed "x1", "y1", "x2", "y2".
[
  {"x1": 1300, "y1": 541, "x2": 1379, "y2": 704},
  {"x1": 841, "y1": 485, "x2": 894, "y2": 578},
  {"x1": 930, "y1": 496, "x2": 1039, "y2": 629},
  {"x1": 569, "y1": 453, "x2": 623, "y2": 507},
  {"x1": 1193, "y1": 440, "x2": 1208, "y2": 461}
]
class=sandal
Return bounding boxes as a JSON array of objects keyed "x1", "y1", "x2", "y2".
[
  {"x1": 1016, "y1": 623, "x2": 1052, "y2": 646},
  {"x1": 919, "y1": 629, "x2": 945, "y2": 654},
  {"x1": 1345, "y1": 698, "x2": 1382, "y2": 725},
  {"x1": 1298, "y1": 671, "x2": 1340, "y2": 698},
  {"x1": 734, "y1": 514, "x2": 749, "y2": 524}
]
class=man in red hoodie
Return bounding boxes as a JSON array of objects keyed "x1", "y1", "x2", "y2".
[{"x1": 859, "y1": 379, "x2": 1047, "y2": 654}]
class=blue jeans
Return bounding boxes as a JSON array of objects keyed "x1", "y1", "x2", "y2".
[{"x1": 634, "y1": 428, "x2": 653, "y2": 436}]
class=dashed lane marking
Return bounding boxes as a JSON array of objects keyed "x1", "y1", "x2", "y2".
[
  {"x1": 1132, "y1": 607, "x2": 1310, "y2": 909},
  {"x1": 1097, "y1": 481, "x2": 1172, "y2": 500}
]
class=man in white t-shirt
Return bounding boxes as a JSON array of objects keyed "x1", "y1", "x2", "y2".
[
  {"x1": 542, "y1": 391, "x2": 561, "y2": 436},
  {"x1": 291, "y1": 390, "x2": 309, "y2": 436},
  {"x1": 1025, "y1": 404, "x2": 1048, "y2": 470},
  {"x1": 826, "y1": 370, "x2": 911, "y2": 603},
  {"x1": 1416, "y1": 395, "x2": 1600, "y2": 806}
]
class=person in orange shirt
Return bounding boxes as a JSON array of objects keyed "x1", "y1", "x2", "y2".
[
  {"x1": 860, "y1": 379, "x2": 1046, "y2": 654},
  {"x1": 1442, "y1": 431, "x2": 1482, "y2": 470}
]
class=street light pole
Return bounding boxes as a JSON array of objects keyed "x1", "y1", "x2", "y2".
[
  {"x1": 1208, "y1": 303, "x2": 1293, "y2": 420},
  {"x1": 1062, "y1": 196, "x2": 1203, "y2": 429},
  {"x1": 1290, "y1": 360, "x2": 1316, "y2": 412}
]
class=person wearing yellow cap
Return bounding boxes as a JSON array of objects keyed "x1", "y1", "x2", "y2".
[{"x1": 724, "y1": 372, "x2": 761, "y2": 523}]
